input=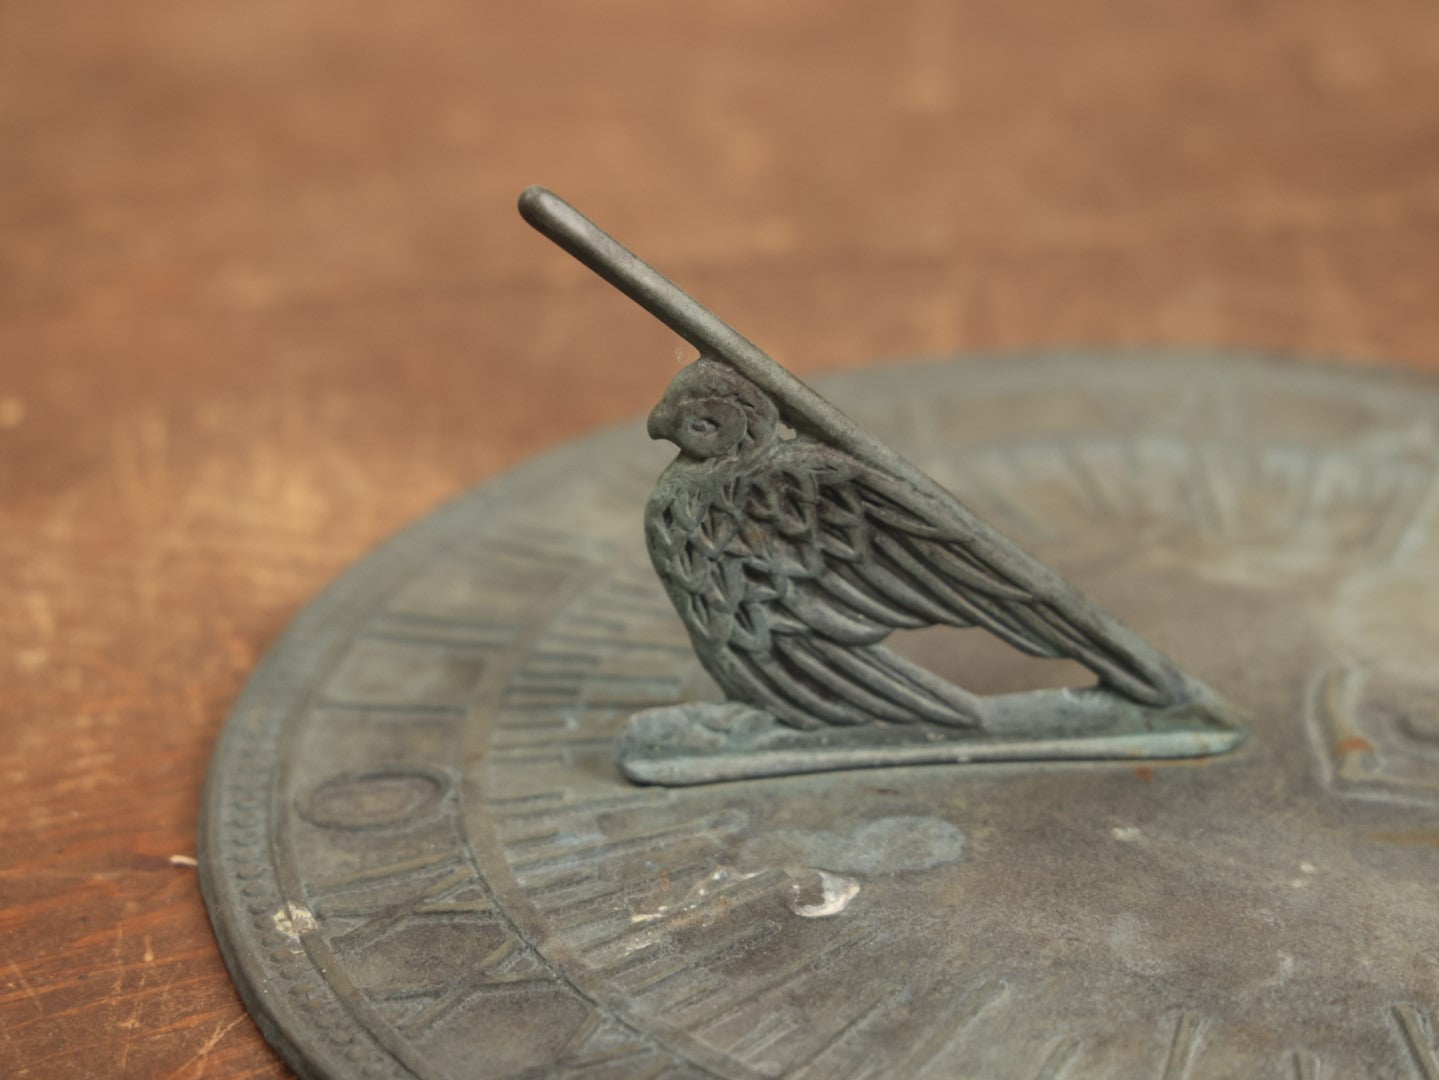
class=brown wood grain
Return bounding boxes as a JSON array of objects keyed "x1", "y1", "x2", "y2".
[{"x1": 4, "y1": 0, "x2": 1439, "y2": 1074}]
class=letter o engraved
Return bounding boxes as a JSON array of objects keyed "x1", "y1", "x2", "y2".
[{"x1": 298, "y1": 767, "x2": 452, "y2": 831}]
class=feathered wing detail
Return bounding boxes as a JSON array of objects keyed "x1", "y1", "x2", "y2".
[{"x1": 647, "y1": 438, "x2": 1185, "y2": 731}]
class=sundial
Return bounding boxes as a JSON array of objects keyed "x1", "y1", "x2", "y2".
[{"x1": 200, "y1": 189, "x2": 1439, "y2": 1079}]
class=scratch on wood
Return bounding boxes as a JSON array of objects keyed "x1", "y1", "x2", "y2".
[
  {"x1": 5, "y1": 960, "x2": 44, "y2": 1014},
  {"x1": 171, "y1": 1014, "x2": 246, "y2": 1080},
  {"x1": 111, "y1": 924, "x2": 126, "y2": 999}
]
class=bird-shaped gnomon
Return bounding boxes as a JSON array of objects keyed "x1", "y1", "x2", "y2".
[{"x1": 520, "y1": 187, "x2": 1244, "y2": 785}]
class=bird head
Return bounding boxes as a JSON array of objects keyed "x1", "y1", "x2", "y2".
[{"x1": 647, "y1": 357, "x2": 780, "y2": 460}]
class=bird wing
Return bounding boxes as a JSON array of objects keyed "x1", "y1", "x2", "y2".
[{"x1": 646, "y1": 441, "x2": 1176, "y2": 730}]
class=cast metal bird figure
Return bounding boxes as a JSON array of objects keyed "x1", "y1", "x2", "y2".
[
  {"x1": 519, "y1": 185, "x2": 1239, "y2": 781},
  {"x1": 644, "y1": 357, "x2": 1189, "y2": 732}
]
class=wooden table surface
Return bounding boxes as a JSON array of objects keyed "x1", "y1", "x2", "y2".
[{"x1": 5, "y1": 0, "x2": 1439, "y2": 1075}]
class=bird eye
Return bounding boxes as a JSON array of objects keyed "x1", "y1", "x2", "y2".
[{"x1": 689, "y1": 418, "x2": 718, "y2": 435}]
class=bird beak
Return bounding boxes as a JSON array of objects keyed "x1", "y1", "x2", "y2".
[{"x1": 647, "y1": 402, "x2": 673, "y2": 442}]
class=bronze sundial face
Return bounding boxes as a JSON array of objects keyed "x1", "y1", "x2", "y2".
[{"x1": 201, "y1": 349, "x2": 1439, "y2": 1079}]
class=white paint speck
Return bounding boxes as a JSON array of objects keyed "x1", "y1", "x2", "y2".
[
  {"x1": 1300, "y1": 862, "x2": 1317, "y2": 874},
  {"x1": 1111, "y1": 826, "x2": 1142, "y2": 842},
  {"x1": 272, "y1": 903, "x2": 316, "y2": 939}
]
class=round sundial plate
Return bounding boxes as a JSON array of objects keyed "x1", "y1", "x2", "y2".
[{"x1": 200, "y1": 350, "x2": 1439, "y2": 1079}]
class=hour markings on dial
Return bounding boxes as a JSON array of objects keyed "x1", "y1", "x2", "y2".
[{"x1": 206, "y1": 353, "x2": 1439, "y2": 1079}]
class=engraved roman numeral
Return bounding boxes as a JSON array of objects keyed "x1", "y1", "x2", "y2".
[
  {"x1": 324, "y1": 629, "x2": 517, "y2": 710},
  {"x1": 309, "y1": 853, "x2": 494, "y2": 950},
  {"x1": 551, "y1": 1010, "x2": 662, "y2": 1072},
  {"x1": 377, "y1": 938, "x2": 555, "y2": 1039}
]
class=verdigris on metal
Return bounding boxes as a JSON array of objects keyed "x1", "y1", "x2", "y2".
[
  {"x1": 199, "y1": 195, "x2": 1439, "y2": 1079},
  {"x1": 518, "y1": 187, "x2": 1241, "y2": 785}
]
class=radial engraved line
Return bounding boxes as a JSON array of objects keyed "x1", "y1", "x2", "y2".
[
  {"x1": 615, "y1": 922, "x2": 775, "y2": 996},
  {"x1": 681, "y1": 925, "x2": 874, "y2": 1028},
  {"x1": 1394, "y1": 1005, "x2": 1439, "y2": 1080},
  {"x1": 1034, "y1": 1037, "x2": 1081, "y2": 1080},
  {"x1": 1160, "y1": 1011, "x2": 1205, "y2": 1080},
  {"x1": 489, "y1": 790, "x2": 670, "y2": 823},
  {"x1": 1290, "y1": 451, "x2": 1334, "y2": 541},
  {"x1": 732, "y1": 1011, "x2": 801, "y2": 1059},
  {"x1": 504, "y1": 699, "x2": 682, "y2": 716},
  {"x1": 581, "y1": 870, "x2": 785, "y2": 960},
  {"x1": 892, "y1": 977, "x2": 1008, "y2": 1078},
  {"x1": 510, "y1": 814, "x2": 738, "y2": 875},
  {"x1": 492, "y1": 716, "x2": 570, "y2": 733},
  {"x1": 489, "y1": 789, "x2": 568, "y2": 806},
  {"x1": 477, "y1": 533, "x2": 597, "y2": 566},
  {"x1": 491, "y1": 734, "x2": 612, "y2": 751},
  {"x1": 1192, "y1": 445, "x2": 1237, "y2": 538},
  {"x1": 503, "y1": 681, "x2": 582, "y2": 696},
  {"x1": 1387, "y1": 466, "x2": 1439, "y2": 565},
  {"x1": 511, "y1": 671, "x2": 679, "y2": 688},
  {"x1": 523, "y1": 650, "x2": 604, "y2": 667},
  {"x1": 547, "y1": 862, "x2": 715, "y2": 930},
  {"x1": 961, "y1": 450, "x2": 1054, "y2": 538},
  {"x1": 542, "y1": 631, "x2": 694, "y2": 655},
  {"x1": 370, "y1": 615, "x2": 520, "y2": 646},
  {"x1": 788, "y1": 983, "x2": 903, "y2": 1080},
  {"x1": 1291, "y1": 1048, "x2": 1322, "y2": 1080},
  {"x1": 308, "y1": 851, "x2": 465, "y2": 896},
  {"x1": 313, "y1": 700, "x2": 468, "y2": 716},
  {"x1": 533, "y1": 856, "x2": 714, "y2": 917},
  {"x1": 1063, "y1": 441, "x2": 1119, "y2": 516},
  {"x1": 499, "y1": 827, "x2": 568, "y2": 850},
  {"x1": 459, "y1": 538, "x2": 717, "y2": 1077}
]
